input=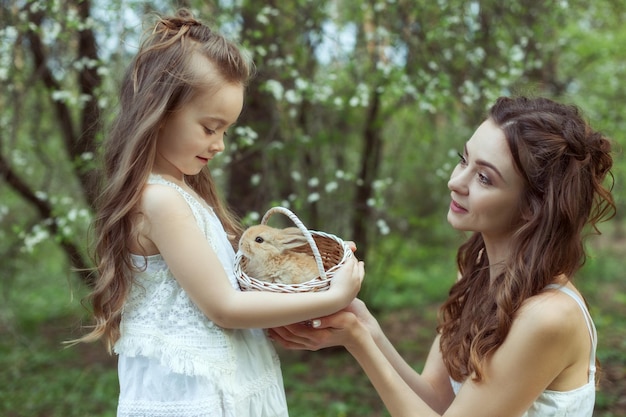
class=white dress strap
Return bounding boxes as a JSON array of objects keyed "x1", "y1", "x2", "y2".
[{"x1": 544, "y1": 284, "x2": 597, "y2": 382}]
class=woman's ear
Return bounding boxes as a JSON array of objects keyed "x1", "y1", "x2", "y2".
[{"x1": 519, "y1": 196, "x2": 540, "y2": 223}]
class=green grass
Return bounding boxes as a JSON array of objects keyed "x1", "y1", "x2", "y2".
[{"x1": 1, "y1": 234, "x2": 625, "y2": 417}]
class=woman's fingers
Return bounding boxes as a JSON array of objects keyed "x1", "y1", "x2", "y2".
[
  {"x1": 269, "y1": 324, "x2": 325, "y2": 350},
  {"x1": 269, "y1": 310, "x2": 362, "y2": 351}
]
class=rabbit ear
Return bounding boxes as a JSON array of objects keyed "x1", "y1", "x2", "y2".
[{"x1": 277, "y1": 227, "x2": 309, "y2": 250}]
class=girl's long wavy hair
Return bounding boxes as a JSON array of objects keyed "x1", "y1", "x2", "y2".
[
  {"x1": 77, "y1": 9, "x2": 253, "y2": 351},
  {"x1": 438, "y1": 96, "x2": 616, "y2": 382}
]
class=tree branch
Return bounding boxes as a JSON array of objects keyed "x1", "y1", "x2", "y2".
[
  {"x1": 25, "y1": 8, "x2": 78, "y2": 153},
  {"x1": 0, "y1": 154, "x2": 93, "y2": 284}
]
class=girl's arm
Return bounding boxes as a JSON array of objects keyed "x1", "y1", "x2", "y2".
[
  {"x1": 140, "y1": 184, "x2": 364, "y2": 329},
  {"x1": 270, "y1": 295, "x2": 585, "y2": 417}
]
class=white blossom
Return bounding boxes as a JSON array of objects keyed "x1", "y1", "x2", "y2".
[
  {"x1": 21, "y1": 224, "x2": 50, "y2": 253},
  {"x1": 264, "y1": 79, "x2": 284, "y2": 101},
  {"x1": 307, "y1": 192, "x2": 320, "y2": 203},
  {"x1": 376, "y1": 219, "x2": 390, "y2": 235},
  {"x1": 325, "y1": 181, "x2": 338, "y2": 193}
]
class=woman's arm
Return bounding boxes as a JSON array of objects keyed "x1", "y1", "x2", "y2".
[
  {"x1": 351, "y1": 300, "x2": 455, "y2": 412},
  {"x1": 270, "y1": 301, "x2": 453, "y2": 414},
  {"x1": 270, "y1": 292, "x2": 584, "y2": 417},
  {"x1": 140, "y1": 184, "x2": 364, "y2": 329}
]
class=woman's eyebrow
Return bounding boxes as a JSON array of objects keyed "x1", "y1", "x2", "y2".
[{"x1": 465, "y1": 144, "x2": 507, "y2": 183}]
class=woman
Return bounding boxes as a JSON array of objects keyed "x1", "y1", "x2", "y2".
[{"x1": 270, "y1": 96, "x2": 615, "y2": 417}]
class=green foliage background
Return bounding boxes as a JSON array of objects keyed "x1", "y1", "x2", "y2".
[{"x1": 1, "y1": 0, "x2": 624, "y2": 416}]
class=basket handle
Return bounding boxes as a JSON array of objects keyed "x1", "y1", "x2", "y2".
[{"x1": 261, "y1": 206, "x2": 327, "y2": 279}]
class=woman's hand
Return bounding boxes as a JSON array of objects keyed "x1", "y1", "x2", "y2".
[
  {"x1": 269, "y1": 298, "x2": 376, "y2": 351},
  {"x1": 268, "y1": 310, "x2": 359, "y2": 351}
]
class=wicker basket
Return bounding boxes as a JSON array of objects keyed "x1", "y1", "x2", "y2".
[{"x1": 234, "y1": 206, "x2": 352, "y2": 293}]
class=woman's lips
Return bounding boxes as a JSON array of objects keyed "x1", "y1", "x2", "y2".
[{"x1": 450, "y1": 199, "x2": 467, "y2": 213}]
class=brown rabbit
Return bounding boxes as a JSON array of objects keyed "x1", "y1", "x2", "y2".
[{"x1": 238, "y1": 225, "x2": 321, "y2": 284}]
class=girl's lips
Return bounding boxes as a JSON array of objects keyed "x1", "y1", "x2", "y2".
[
  {"x1": 197, "y1": 156, "x2": 209, "y2": 163},
  {"x1": 450, "y1": 200, "x2": 467, "y2": 213}
]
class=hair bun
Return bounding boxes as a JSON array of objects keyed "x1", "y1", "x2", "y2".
[
  {"x1": 174, "y1": 8, "x2": 201, "y2": 25},
  {"x1": 156, "y1": 9, "x2": 202, "y2": 34}
]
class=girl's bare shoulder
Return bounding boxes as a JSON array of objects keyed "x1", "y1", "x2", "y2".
[{"x1": 140, "y1": 183, "x2": 192, "y2": 219}]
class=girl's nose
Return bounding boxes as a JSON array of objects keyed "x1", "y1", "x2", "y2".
[{"x1": 211, "y1": 135, "x2": 225, "y2": 153}]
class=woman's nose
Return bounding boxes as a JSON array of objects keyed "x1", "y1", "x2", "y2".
[{"x1": 448, "y1": 166, "x2": 468, "y2": 194}]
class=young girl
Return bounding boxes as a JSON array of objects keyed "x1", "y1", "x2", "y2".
[
  {"x1": 77, "y1": 9, "x2": 364, "y2": 417},
  {"x1": 271, "y1": 96, "x2": 616, "y2": 417}
]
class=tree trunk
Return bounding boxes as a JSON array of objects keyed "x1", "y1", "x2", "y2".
[{"x1": 352, "y1": 89, "x2": 383, "y2": 260}]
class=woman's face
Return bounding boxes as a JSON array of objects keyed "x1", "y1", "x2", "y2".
[{"x1": 447, "y1": 118, "x2": 526, "y2": 244}]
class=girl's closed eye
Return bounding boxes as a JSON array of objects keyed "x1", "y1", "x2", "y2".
[{"x1": 203, "y1": 126, "x2": 216, "y2": 135}]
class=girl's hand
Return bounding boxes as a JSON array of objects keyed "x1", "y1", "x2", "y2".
[
  {"x1": 344, "y1": 240, "x2": 357, "y2": 253},
  {"x1": 327, "y1": 256, "x2": 365, "y2": 309},
  {"x1": 327, "y1": 256, "x2": 365, "y2": 306}
]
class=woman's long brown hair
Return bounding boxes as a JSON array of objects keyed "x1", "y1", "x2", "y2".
[
  {"x1": 438, "y1": 96, "x2": 615, "y2": 382},
  {"x1": 75, "y1": 9, "x2": 253, "y2": 352}
]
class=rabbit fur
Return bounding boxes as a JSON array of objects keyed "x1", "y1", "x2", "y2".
[{"x1": 238, "y1": 225, "x2": 321, "y2": 284}]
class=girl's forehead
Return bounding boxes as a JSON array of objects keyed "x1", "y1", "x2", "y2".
[{"x1": 193, "y1": 82, "x2": 244, "y2": 122}]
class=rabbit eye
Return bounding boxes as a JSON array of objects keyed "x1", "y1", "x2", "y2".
[{"x1": 255, "y1": 236, "x2": 264, "y2": 243}]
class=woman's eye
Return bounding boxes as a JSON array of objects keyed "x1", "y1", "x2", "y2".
[
  {"x1": 478, "y1": 173, "x2": 491, "y2": 185},
  {"x1": 457, "y1": 152, "x2": 467, "y2": 165}
]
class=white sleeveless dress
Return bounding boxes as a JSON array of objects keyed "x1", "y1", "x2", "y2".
[
  {"x1": 450, "y1": 284, "x2": 597, "y2": 416},
  {"x1": 114, "y1": 174, "x2": 289, "y2": 417}
]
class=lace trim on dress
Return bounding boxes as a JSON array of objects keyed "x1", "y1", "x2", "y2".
[
  {"x1": 114, "y1": 265, "x2": 237, "y2": 377},
  {"x1": 117, "y1": 363, "x2": 287, "y2": 417},
  {"x1": 118, "y1": 396, "x2": 230, "y2": 417},
  {"x1": 114, "y1": 333, "x2": 236, "y2": 377}
]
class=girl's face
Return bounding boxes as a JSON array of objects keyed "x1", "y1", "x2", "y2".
[
  {"x1": 447, "y1": 118, "x2": 525, "y2": 244},
  {"x1": 154, "y1": 81, "x2": 244, "y2": 180}
]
